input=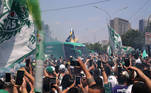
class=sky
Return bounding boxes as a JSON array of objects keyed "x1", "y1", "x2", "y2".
[{"x1": 39, "y1": 0, "x2": 151, "y2": 43}]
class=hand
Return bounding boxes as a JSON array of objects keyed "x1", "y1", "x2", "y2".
[
  {"x1": 19, "y1": 67, "x2": 26, "y2": 71},
  {"x1": 20, "y1": 78, "x2": 28, "y2": 93},
  {"x1": 100, "y1": 55, "x2": 104, "y2": 62},
  {"x1": 86, "y1": 59, "x2": 90, "y2": 63},
  {"x1": 56, "y1": 77, "x2": 60, "y2": 85},
  {"x1": 89, "y1": 65, "x2": 95, "y2": 70},
  {"x1": 78, "y1": 79, "x2": 83, "y2": 88},
  {"x1": 105, "y1": 54, "x2": 109, "y2": 62},
  {"x1": 69, "y1": 81, "x2": 75, "y2": 88},
  {"x1": 78, "y1": 83, "x2": 83, "y2": 88},
  {"x1": 24, "y1": 76, "x2": 34, "y2": 92},
  {"x1": 127, "y1": 66, "x2": 146, "y2": 81},
  {"x1": 77, "y1": 57, "x2": 86, "y2": 69},
  {"x1": 11, "y1": 79, "x2": 20, "y2": 88},
  {"x1": 100, "y1": 62, "x2": 104, "y2": 68},
  {"x1": 23, "y1": 58, "x2": 26, "y2": 63},
  {"x1": 21, "y1": 78, "x2": 26, "y2": 88},
  {"x1": 54, "y1": 71, "x2": 59, "y2": 77}
]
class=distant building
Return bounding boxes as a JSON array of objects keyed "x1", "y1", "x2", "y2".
[
  {"x1": 139, "y1": 19, "x2": 148, "y2": 32},
  {"x1": 42, "y1": 22, "x2": 56, "y2": 42},
  {"x1": 101, "y1": 40, "x2": 109, "y2": 46},
  {"x1": 110, "y1": 17, "x2": 131, "y2": 36}
]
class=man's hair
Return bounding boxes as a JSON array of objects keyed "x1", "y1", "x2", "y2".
[
  {"x1": 43, "y1": 77, "x2": 51, "y2": 92},
  {"x1": 104, "y1": 66, "x2": 111, "y2": 76},
  {"x1": 117, "y1": 75, "x2": 129, "y2": 85},
  {"x1": 143, "y1": 70, "x2": 151, "y2": 79},
  {"x1": 93, "y1": 69, "x2": 101, "y2": 77},
  {"x1": 0, "y1": 80, "x2": 6, "y2": 89},
  {"x1": 94, "y1": 76, "x2": 103, "y2": 88},
  {"x1": 61, "y1": 74, "x2": 74, "y2": 90},
  {"x1": 89, "y1": 84, "x2": 105, "y2": 93},
  {"x1": 132, "y1": 82, "x2": 150, "y2": 93},
  {"x1": 67, "y1": 87, "x2": 80, "y2": 93}
]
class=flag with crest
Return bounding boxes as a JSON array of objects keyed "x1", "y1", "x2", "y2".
[
  {"x1": 108, "y1": 25, "x2": 122, "y2": 54},
  {"x1": 0, "y1": 0, "x2": 36, "y2": 68}
]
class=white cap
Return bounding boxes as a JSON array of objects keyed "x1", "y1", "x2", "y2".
[
  {"x1": 59, "y1": 64, "x2": 66, "y2": 70},
  {"x1": 51, "y1": 66, "x2": 55, "y2": 71},
  {"x1": 122, "y1": 71, "x2": 129, "y2": 78}
]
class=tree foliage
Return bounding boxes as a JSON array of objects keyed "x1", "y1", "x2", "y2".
[
  {"x1": 84, "y1": 42, "x2": 108, "y2": 53},
  {"x1": 121, "y1": 29, "x2": 145, "y2": 49}
]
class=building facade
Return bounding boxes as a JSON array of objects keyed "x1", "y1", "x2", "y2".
[
  {"x1": 42, "y1": 22, "x2": 56, "y2": 42},
  {"x1": 110, "y1": 17, "x2": 131, "y2": 36},
  {"x1": 139, "y1": 19, "x2": 148, "y2": 32},
  {"x1": 101, "y1": 40, "x2": 109, "y2": 46}
]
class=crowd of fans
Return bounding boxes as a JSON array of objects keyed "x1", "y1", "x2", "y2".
[{"x1": 0, "y1": 52, "x2": 151, "y2": 93}]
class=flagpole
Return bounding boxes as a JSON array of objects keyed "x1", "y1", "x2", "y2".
[
  {"x1": 26, "y1": 0, "x2": 44, "y2": 92},
  {"x1": 34, "y1": 29, "x2": 44, "y2": 93}
]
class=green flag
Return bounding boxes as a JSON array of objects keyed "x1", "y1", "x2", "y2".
[
  {"x1": 0, "y1": 0, "x2": 36, "y2": 69},
  {"x1": 142, "y1": 49, "x2": 148, "y2": 59},
  {"x1": 108, "y1": 25, "x2": 122, "y2": 54}
]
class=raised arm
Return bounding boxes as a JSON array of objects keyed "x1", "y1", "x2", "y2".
[
  {"x1": 77, "y1": 58, "x2": 96, "y2": 87},
  {"x1": 128, "y1": 66, "x2": 151, "y2": 92},
  {"x1": 100, "y1": 62, "x2": 108, "y2": 84}
]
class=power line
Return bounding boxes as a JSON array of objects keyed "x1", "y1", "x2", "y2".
[
  {"x1": 136, "y1": 1, "x2": 151, "y2": 18},
  {"x1": 42, "y1": 0, "x2": 110, "y2": 12},
  {"x1": 129, "y1": 0, "x2": 150, "y2": 21},
  {"x1": 93, "y1": 6, "x2": 111, "y2": 20}
]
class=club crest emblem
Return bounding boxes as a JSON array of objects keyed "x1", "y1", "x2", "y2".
[{"x1": 0, "y1": 0, "x2": 31, "y2": 44}]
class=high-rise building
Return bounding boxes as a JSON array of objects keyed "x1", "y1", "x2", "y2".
[
  {"x1": 139, "y1": 19, "x2": 148, "y2": 32},
  {"x1": 101, "y1": 40, "x2": 109, "y2": 46},
  {"x1": 42, "y1": 22, "x2": 56, "y2": 42},
  {"x1": 110, "y1": 17, "x2": 131, "y2": 36}
]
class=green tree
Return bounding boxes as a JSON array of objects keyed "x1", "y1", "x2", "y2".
[
  {"x1": 84, "y1": 42, "x2": 108, "y2": 53},
  {"x1": 121, "y1": 29, "x2": 145, "y2": 49}
]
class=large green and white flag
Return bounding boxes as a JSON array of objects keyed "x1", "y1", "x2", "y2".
[
  {"x1": 122, "y1": 46, "x2": 134, "y2": 54},
  {"x1": 0, "y1": 0, "x2": 36, "y2": 68},
  {"x1": 108, "y1": 25, "x2": 122, "y2": 54}
]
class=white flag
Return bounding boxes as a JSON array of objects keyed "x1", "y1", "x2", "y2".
[{"x1": 0, "y1": 0, "x2": 36, "y2": 68}]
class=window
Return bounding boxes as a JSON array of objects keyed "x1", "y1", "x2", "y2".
[{"x1": 64, "y1": 44, "x2": 76, "y2": 58}]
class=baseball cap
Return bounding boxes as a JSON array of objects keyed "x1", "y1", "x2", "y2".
[
  {"x1": 46, "y1": 66, "x2": 53, "y2": 74},
  {"x1": 0, "y1": 90, "x2": 8, "y2": 93}
]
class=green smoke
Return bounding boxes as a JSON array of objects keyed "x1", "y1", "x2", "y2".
[{"x1": 26, "y1": 0, "x2": 42, "y2": 31}]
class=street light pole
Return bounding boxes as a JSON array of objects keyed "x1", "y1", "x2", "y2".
[
  {"x1": 93, "y1": 6, "x2": 111, "y2": 23},
  {"x1": 93, "y1": 6, "x2": 128, "y2": 22}
]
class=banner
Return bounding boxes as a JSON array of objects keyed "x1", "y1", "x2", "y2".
[
  {"x1": 108, "y1": 25, "x2": 122, "y2": 54},
  {"x1": 122, "y1": 46, "x2": 134, "y2": 54},
  {"x1": 0, "y1": 0, "x2": 36, "y2": 68}
]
